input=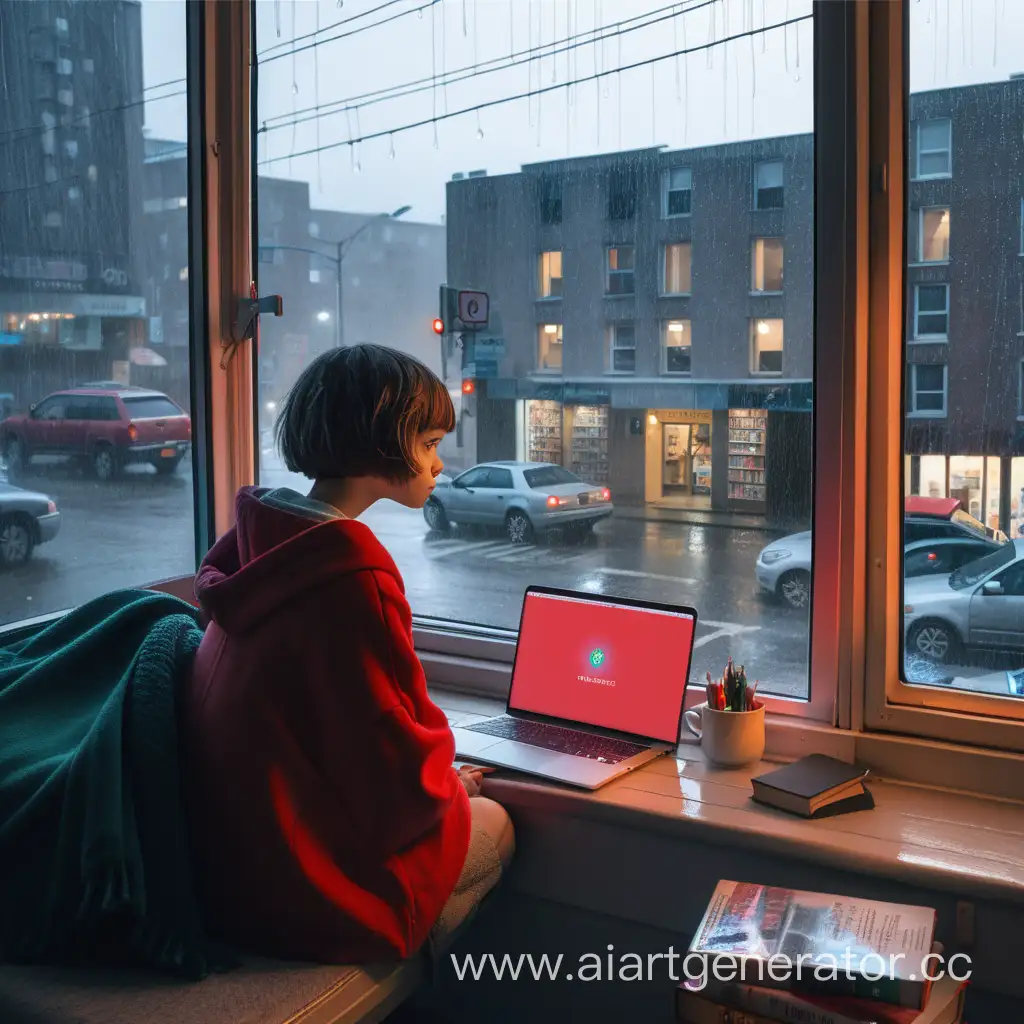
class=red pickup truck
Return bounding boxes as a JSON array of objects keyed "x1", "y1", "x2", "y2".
[{"x1": 1, "y1": 385, "x2": 191, "y2": 481}]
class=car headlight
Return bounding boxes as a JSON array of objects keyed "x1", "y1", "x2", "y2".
[{"x1": 760, "y1": 549, "x2": 792, "y2": 565}]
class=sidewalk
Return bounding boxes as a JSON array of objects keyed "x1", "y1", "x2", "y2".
[{"x1": 613, "y1": 502, "x2": 797, "y2": 534}]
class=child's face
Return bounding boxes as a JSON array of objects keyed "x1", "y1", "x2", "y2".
[{"x1": 389, "y1": 429, "x2": 446, "y2": 509}]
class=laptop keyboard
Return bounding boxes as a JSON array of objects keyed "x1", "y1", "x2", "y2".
[{"x1": 463, "y1": 716, "x2": 650, "y2": 764}]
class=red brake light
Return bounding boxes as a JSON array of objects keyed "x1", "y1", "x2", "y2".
[
  {"x1": 601, "y1": 488, "x2": 611, "y2": 500},
  {"x1": 546, "y1": 496, "x2": 559, "y2": 507},
  {"x1": 927, "y1": 552, "x2": 937, "y2": 561},
  {"x1": 432, "y1": 318, "x2": 444, "y2": 334},
  {"x1": 128, "y1": 423, "x2": 138, "y2": 442},
  {"x1": 47, "y1": 500, "x2": 56, "y2": 514}
]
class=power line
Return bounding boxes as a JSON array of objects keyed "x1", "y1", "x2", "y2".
[
  {"x1": 259, "y1": 12, "x2": 812, "y2": 166},
  {"x1": 258, "y1": 0, "x2": 443, "y2": 64},
  {"x1": 0, "y1": 174, "x2": 81, "y2": 199},
  {"x1": 257, "y1": 0, "x2": 419, "y2": 57},
  {"x1": 259, "y1": 0, "x2": 716, "y2": 136}
]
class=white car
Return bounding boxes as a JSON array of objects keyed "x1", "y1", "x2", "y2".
[{"x1": 755, "y1": 531, "x2": 813, "y2": 609}]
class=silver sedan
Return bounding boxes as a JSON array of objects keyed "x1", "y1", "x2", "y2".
[
  {"x1": 424, "y1": 461, "x2": 613, "y2": 544},
  {"x1": 0, "y1": 465, "x2": 61, "y2": 565}
]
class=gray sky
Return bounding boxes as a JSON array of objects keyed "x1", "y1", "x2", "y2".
[{"x1": 139, "y1": 0, "x2": 1024, "y2": 225}]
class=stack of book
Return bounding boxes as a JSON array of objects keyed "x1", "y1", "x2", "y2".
[{"x1": 676, "y1": 881, "x2": 968, "y2": 1024}]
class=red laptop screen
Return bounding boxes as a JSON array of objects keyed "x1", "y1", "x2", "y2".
[{"x1": 509, "y1": 591, "x2": 695, "y2": 743}]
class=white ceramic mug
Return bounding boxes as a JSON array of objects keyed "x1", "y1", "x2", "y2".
[{"x1": 683, "y1": 701, "x2": 765, "y2": 767}]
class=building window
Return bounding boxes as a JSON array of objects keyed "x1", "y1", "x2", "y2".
[
  {"x1": 663, "y1": 243, "x2": 692, "y2": 295},
  {"x1": 43, "y1": 211, "x2": 62, "y2": 228},
  {"x1": 754, "y1": 160, "x2": 784, "y2": 210},
  {"x1": 82, "y1": 58, "x2": 94, "y2": 73},
  {"x1": 179, "y1": 267, "x2": 189, "y2": 281},
  {"x1": 909, "y1": 363, "x2": 947, "y2": 416},
  {"x1": 913, "y1": 283, "x2": 949, "y2": 339},
  {"x1": 918, "y1": 207, "x2": 950, "y2": 262},
  {"x1": 752, "y1": 238, "x2": 784, "y2": 292},
  {"x1": 64, "y1": 140, "x2": 78, "y2": 159},
  {"x1": 538, "y1": 324, "x2": 563, "y2": 371},
  {"x1": 606, "y1": 246, "x2": 635, "y2": 295},
  {"x1": 1019, "y1": 360, "x2": 1024, "y2": 417},
  {"x1": 750, "y1": 318, "x2": 783, "y2": 374},
  {"x1": 1019, "y1": 199, "x2": 1024, "y2": 255},
  {"x1": 309, "y1": 269, "x2": 321, "y2": 284},
  {"x1": 538, "y1": 173, "x2": 562, "y2": 224},
  {"x1": 538, "y1": 251, "x2": 563, "y2": 298},
  {"x1": 609, "y1": 322, "x2": 635, "y2": 372},
  {"x1": 607, "y1": 167, "x2": 637, "y2": 220},
  {"x1": 915, "y1": 118, "x2": 952, "y2": 178},
  {"x1": 663, "y1": 167, "x2": 692, "y2": 217},
  {"x1": 308, "y1": 221, "x2": 319, "y2": 237},
  {"x1": 663, "y1": 320, "x2": 691, "y2": 374}
]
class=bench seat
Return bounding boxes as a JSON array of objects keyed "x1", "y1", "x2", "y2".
[{"x1": 0, "y1": 952, "x2": 424, "y2": 1024}]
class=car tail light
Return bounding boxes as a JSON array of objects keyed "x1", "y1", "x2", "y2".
[
  {"x1": 601, "y1": 488, "x2": 611, "y2": 500},
  {"x1": 47, "y1": 501, "x2": 56, "y2": 514},
  {"x1": 128, "y1": 423, "x2": 138, "y2": 442},
  {"x1": 546, "y1": 495, "x2": 560, "y2": 507}
]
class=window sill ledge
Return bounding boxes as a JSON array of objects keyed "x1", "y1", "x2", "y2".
[{"x1": 438, "y1": 690, "x2": 1024, "y2": 908}]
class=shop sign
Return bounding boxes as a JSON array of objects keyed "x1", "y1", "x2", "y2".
[{"x1": 651, "y1": 407, "x2": 713, "y2": 424}]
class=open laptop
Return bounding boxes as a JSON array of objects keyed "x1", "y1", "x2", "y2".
[{"x1": 451, "y1": 586, "x2": 698, "y2": 789}]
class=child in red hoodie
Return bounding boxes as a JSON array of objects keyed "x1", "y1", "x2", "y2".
[{"x1": 182, "y1": 344, "x2": 514, "y2": 965}]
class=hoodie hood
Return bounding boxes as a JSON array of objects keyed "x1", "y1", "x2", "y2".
[{"x1": 195, "y1": 486, "x2": 400, "y2": 634}]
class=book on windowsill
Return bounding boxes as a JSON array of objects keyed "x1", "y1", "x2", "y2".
[
  {"x1": 675, "y1": 969, "x2": 967, "y2": 1024},
  {"x1": 686, "y1": 882, "x2": 938, "y2": 1009},
  {"x1": 750, "y1": 754, "x2": 874, "y2": 818}
]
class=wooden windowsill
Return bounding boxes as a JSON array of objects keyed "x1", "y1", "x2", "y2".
[{"x1": 436, "y1": 689, "x2": 1024, "y2": 908}]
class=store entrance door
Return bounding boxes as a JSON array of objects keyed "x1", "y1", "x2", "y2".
[{"x1": 645, "y1": 410, "x2": 712, "y2": 509}]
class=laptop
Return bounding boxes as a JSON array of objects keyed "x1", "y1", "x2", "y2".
[{"x1": 451, "y1": 586, "x2": 698, "y2": 790}]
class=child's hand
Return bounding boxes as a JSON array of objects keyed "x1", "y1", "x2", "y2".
[{"x1": 456, "y1": 764, "x2": 495, "y2": 797}]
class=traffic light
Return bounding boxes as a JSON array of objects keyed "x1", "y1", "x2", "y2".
[
  {"x1": 432, "y1": 318, "x2": 444, "y2": 334},
  {"x1": 462, "y1": 379, "x2": 475, "y2": 394}
]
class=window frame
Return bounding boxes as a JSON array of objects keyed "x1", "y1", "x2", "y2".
[
  {"x1": 662, "y1": 320, "x2": 692, "y2": 375},
  {"x1": 911, "y1": 282, "x2": 949, "y2": 340},
  {"x1": 608, "y1": 322, "x2": 636, "y2": 374},
  {"x1": 749, "y1": 318, "x2": 784, "y2": 375},
  {"x1": 1018, "y1": 358, "x2": 1024, "y2": 420},
  {"x1": 605, "y1": 245, "x2": 635, "y2": 296},
  {"x1": 537, "y1": 323, "x2": 563, "y2": 373},
  {"x1": 751, "y1": 237, "x2": 785, "y2": 293},
  {"x1": 538, "y1": 250, "x2": 563, "y2": 299},
  {"x1": 913, "y1": 117, "x2": 952, "y2": 180},
  {"x1": 865, "y1": 0, "x2": 1024, "y2": 746},
  {"x1": 753, "y1": 159, "x2": 784, "y2": 210},
  {"x1": 907, "y1": 363, "x2": 947, "y2": 418},
  {"x1": 662, "y1": 167, "x2": 693, "y2": 218},
  {"x1": 916, "y1": 206, "x2": 950, "y2": 263},
  {"x1": 661, "y1": 242, "x2": 692, "y2": 296}
]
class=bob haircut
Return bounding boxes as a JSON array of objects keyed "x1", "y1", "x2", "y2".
[{"x1": 274, "y1": 344, "x2": 456, "y2": 481}]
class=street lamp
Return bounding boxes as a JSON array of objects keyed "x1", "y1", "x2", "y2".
[{"x1": 258, "y1": 204, "x2": 412, "y2": 347}]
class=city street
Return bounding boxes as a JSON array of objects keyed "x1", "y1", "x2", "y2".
[{"x1": 1, "y1": 454, "x2": 812, "y2": 697}]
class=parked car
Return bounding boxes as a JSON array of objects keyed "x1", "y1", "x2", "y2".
[
  {"x1": 0, "y1": 463, "x2": 61, "y2": 565},
  {"x1": 903, "y1": 539, "x2": 1024, "y2": 663},
  {"x1": 903, "y1": 495, "x2": 1008, "y2": 543},
  {"x1": 756, "y1": 513, "x2": 1007, "y2": 609},
  {"x1": 0, "y1": 385, "x2": 191, "y2": 481},
  {"x1": 424, "y1": 461, "x2": 613, "y2": 544}
]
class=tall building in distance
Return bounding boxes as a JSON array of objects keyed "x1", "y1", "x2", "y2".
[{"x1": 0, "y1": 0, "x2": 147, "y2": 408}]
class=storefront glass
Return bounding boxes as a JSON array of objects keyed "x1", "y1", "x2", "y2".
[
  {"x1": 728, "y1": 409, "x2": 767, "y2": 509},
  {"x1": 949, "y1": 455, "x2": 984, "y2": 520},
  {"x1": 525, "y1": 399, "x2": 562, "y2": 465},
  {"x1": 570, "y1": 405, "x2": 609, "y2": 484}
]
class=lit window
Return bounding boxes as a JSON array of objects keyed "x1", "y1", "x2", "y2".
[
  {"x1": 908, "y1": 363, "x2": 947, "y2": 416},
  {"x1": 915, "y1": 118, "x2": 951, "y2": 178},
  {"x1": 537, "y1": 324, "x2": 562, "y2": 371},
  {"x1": 663, "y1": 321, "x2": 691, "y2": 374},
  {"x1": 608, "y1": 322, "x2": 635, "y2": 372},
  {"x1": 538, "y1": 251, "x2": 562, "y2": 298},
  {"x1": 43, "y1": 212, "x2": 62, "y2": 228},
  {"x1": 64, "y1": 140, "x2": 78, "y2": 159},
  {"x1": 663, "y1": 167, "x2": 692, "y2": 217},
  {"x1": 752, "y1": 238, "x2": 784, "y2": 292},
  {"x1": 309, "y1": 269, "x2": 321, "y2": 284},
  {"x1": 913, "y1": 284, "x2": 949, "y2": 339},
  {"x1": 754, "y1": 160, "x2": 784, "y2": 210},
  {"x1": 57, "y1": 58, "x2": 72, "y2": 76},
  {"x1": 308, "y1": 221, "x2": 319, "y2": 237},
  {"x1": 918, "y1": 208, "x2": 950, "y2": 262},
  {"x1": 87, "y1": 165, "x2": 98, "y2": 182},
  {"x1": 179, "y1": 267, "x2": 189, "y2": 281},
  {"x1": 606, "y1": 246, "x2": 634, "y2": 295},
  {"x1": 750, "y1": 318, "x2": 783, "y2": 374},
  {"x1": 663, "y1": 243, "x2": 692, "y2": 295}
]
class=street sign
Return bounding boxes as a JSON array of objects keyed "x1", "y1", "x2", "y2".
[{"x1": 458, "y1": 290, "x2": 488, "y2": 325}]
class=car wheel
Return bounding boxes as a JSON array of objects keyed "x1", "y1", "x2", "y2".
[
  {"x1": 423, "y1": 497, "x2": 450, "y2": 533},
  {"x1": 907, "y1": 619, "x2": 961, "y2": 664},
  {"x1": 92, "y1": 444, "x2": 121, "y2": 481},
  {"x1": 506, "y1": 510, "x2": 534, "y2": 545},
  {"x1": 4, "y1": 437, "x2": 28, "y2": 479},
  {"x1": 0, "y1": 514, "x2": 34, "y2": 566},
  {"x1": 777, "y1": 569, "x2": 811, "y2": 609}
]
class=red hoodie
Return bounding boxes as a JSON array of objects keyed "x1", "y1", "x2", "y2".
[{"x1": 182, "y1": 486, "x2": 471, "y2": 964}]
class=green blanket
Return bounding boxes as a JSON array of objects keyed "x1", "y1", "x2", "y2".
[{"x1": 0, "y1": 588, "x2": 236, "y2": 979}]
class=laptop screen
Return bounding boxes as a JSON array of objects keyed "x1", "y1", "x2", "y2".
[{"x1": 509, "y1": 590, "x2": 696, "y2": 743}]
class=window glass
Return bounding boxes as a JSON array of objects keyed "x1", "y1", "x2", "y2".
[
  {"x1": 902, "y1": 1, "x2": 1024, "y2": 698},
  {"x1": 524, "y1": 466, "x2": 580, "y2": 488},
  {"x1": 0, "y1": 0, "x2": 194, "y2": 626},
  {"x1": 254, "y1": 0, "x2": 816, "y2": 704},
  {"x1": 120, "y1": 395, "x2": 185, "y2": 419}
]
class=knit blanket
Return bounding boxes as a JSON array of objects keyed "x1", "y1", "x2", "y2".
[{"x1": 0, "y1": 588, "x2": 235, "y2": 979}]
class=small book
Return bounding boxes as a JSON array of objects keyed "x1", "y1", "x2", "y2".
[
  {"x1": 750, "y1": 754, "x2": 873, "y2": 818},
  {"x1": 687, "y1": 881, "x2": 938, "y2": 1009},
  {"x1": 675, "y1": 971, "x2": 967, "y2": 1024}
]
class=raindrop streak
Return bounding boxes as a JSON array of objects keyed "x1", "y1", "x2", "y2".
[
  {"x1": 794, "y1": 14, "x2": 801, "y2": 82},
  {"x1": 388, "y1": 134, "x2": 395, "y2": 159},
  {"x1": 784, "y1": 0, "x2": 790, "y2": 73},
  {"x1": 674, "y1": 4, "x2": 682, "y2": 101},
  {"x1": 993, "y1": 0, "x2": 998, "y2": 66},
  {"x1": 750, "y1": 30, "x2": 756, "y2": 136}
]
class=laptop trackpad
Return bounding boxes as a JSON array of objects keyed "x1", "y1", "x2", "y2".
[{"x1": 457, "y1": 737, "x2": 571, "y2": 775}]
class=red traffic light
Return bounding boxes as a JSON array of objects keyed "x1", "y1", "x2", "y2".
[
  {"x1": 432, "y1": 318, "x2": 444, "y2": 334},
  {"x1": 462, "y1": 379, "x2": 475, "y2": 394}
]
